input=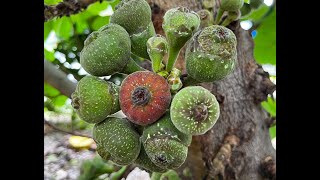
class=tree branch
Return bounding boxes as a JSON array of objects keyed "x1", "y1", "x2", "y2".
[
  {"x1": 44, "y1": 60, "x2": 77, "y2": 98},
  {"x1": 44, "y1": 0, "x2": 100, "y2": 22},
  {"x1": 44, "y1": 118, "x2": 92, "y2": 138}
]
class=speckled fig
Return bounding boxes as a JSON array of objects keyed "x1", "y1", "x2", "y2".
[
  {"x1": 93, "y1": 117, "x2": 141, "y2": 165},
  {"x1": 185, "y1": 25, "x2": 237, "y2": 82},
  {"x1": 80, "y1": 23, "x2": 131, "y2": 76},
  {"x1": 71, "y1": 76, "x2": 120, "y2": 124},
  {"x1": 220, "y1": 0, "x2": 244, "y2": 11},
  {"x1": 141, "y1": 113, "x2": 190, "y2": 169},
  {"x1": 147, "y1": 35, "x2": 168, "y2": 73},
  {"x1": 119, "y1": 71, "x2": 171, "y2": 126},
  {"x1": 162, "y1": 7, "x2": 200, "y2": 72},
  {"x1": 134, "y1": 145, "x2": 167, "y2": 173},
  {"x1": 170, "y1": 86, "x2": 220, "y2": 135},
  {"x1": 110, "y1": 0, "x2": 155, "y2": 59}
]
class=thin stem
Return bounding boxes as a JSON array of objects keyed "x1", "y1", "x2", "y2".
[
  {"x1": 214, "y1": 8, "x2": 225, "y2": 24},
  {"x1": 165, "y1": 47, "x2": 179, "y2": 72},
  {"x1": 44, "y1": 119, "x2": 92, "y2": 138}
]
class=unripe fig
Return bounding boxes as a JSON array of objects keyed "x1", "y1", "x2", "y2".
[
  {"x1": 221, "y1": 10, "x2": 241, "y2": 26},
  {"x1": 147, "y1": 35, "x2": 168, "y2": 73},
  {"x1": 250, "y1": 0, "x2": 264, "y2": 9},
  {"x1": 197, "y1": 9, "x2": 213, "y2": 29},
  {"x1": 170, "y1": 86, "x2": 220, "y2": 135},
  {"x1": 71, "y1": 76, "x2": 120, "y2": 124},
  {"x1": 134, "y1": 145, "x2": 167, "y2": 173},
  {"x1": 185, "y1": 25, "x2": 237, "y2": 82},
  {"x1": 162, "y1": 7, "x2": 200, "y2": 72},
  {"x1": 119, "y1": 71, "x2": 171, "y2": 126},
  {"x1": 141, "y1": 113, "x2": 191, "y2": 169},
  {"x1": 110, "y1": 0, "x2": 156, "y2": 59},
  {"x1": 80, "y1": 24, "x2": 131, "y2": 76},
  {"x1": 220, "y1": 0, "x2": 244, "y2": 11},
  {"x1": 93, "y1": 117, "x2": 141, "y2": 165},
  {"x1": 160, "y1": 170, "x2": 180, "y2": 180}
]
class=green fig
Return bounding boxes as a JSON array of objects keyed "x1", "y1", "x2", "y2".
[
  {"x1": 162, "y1": 7, "x2": 200, "y2": 72},
  {"x1": 134, "y1": 145, "x2": 167, "y2": 173},
  {"x1": 93, "y1": 117, "x2": 141, "y2": 165},
  {"x1": 197, "y1": 9, "x2": 213, "y2": 29},
  {"x1": 141, "y1": 113, "x2": 191, "y2": 169},
  {"x1": 160, "y1": 170, "x2": 180, "y2": 180},
  {"x1": 185, "y1": 25, "x2": 237, "y2": 82},
  {"x1": 80, "y1": 23, "x2": 131, "y2": 76},
  {"x1": 221, "y1": 10, "x2": 241, "y2": 26},
  {"x1": 170, "y1": 86, "x2": 220, "y2": 135},
  {"x1": 110, "y1": 0, "x2": 156, "y2": 59},
  {"x1": 220, "y1": 0, "x2": 244, "y2": 11},
  {"x1": 71, "y1": 76, "x2": 120, "y2": 124},
  {"x1": 147, "y1": 35, "x2": 168, "y2": 73}
]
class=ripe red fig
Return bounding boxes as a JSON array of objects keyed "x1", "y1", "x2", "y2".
[{"x1": 119, "y1": 71, "x2": 171, "y2": 126}]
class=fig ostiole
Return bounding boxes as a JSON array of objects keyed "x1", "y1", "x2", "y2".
[{"x1": 170, "y1": 86, "x2": 220, "y2": 135}]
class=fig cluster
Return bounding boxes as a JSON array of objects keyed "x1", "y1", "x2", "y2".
[{"x1": 71, "y1": 0, "x2": 238, "y2": 173}]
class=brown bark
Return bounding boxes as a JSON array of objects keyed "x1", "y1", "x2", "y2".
[{"x1": 147, "y1": 0, "x2": 276, "y2": 179}]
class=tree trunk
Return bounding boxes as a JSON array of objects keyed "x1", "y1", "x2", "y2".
[{"x1": 147, "y1": 0, "x2": 276, "y2": 179}]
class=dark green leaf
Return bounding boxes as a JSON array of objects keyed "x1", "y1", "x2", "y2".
[
  {"x1": 90, "y1": 16, "x2": 110, "y2": 31},
  {"x1": 261, "y1": 97, "x2": 276, "y2": 117},
  {"x1": 44, "y1": 49, "x2": 55, "y2": 62},
  {"x1": 44, "y1": 21, "x2": 53, "y2": 41},
  {"x1": 44, "y1": 83, "x2": 60, "y2": 97},
  {"x1": 241, "y1": 4, "x2": 269, "y2": 21},
  {"x1": 253, "y1": 10, "x2": 276, "y2": 65},
  {"x1": 53, "y1": 16, "x2": 74, "y2": 40},
  {"x1": 52, "y1": 95, "x2": 68, "y2": 107},
  {"x1": 269, "y1": 126, "x2": 276, "y2": 139}
]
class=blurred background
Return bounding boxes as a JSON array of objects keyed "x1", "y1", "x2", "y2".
[{"x1": 44, "y1": 0, "x2": 276, "y2": 179}]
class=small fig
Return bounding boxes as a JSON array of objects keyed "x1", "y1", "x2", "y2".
[
  {"x1": 220, "y1": 0, "x2": 244, "y2": 11},
  {"x1": 185, "y1": 25, "x2": 237, "y2": 82},
  {"x1": 162, "y1": 7, "x2": 200, "y2": 72},
  {"x1": 119, "y1": 71, "x2": 171, "y2": 126},
  {"x1": 170, "y1": 86, "x2": 220, "y2": 135},
  {"x1": 197, "y1": 9, "x2": 213, "y2": 29},
  {"x1": 80, "y1": 23, "x2": 131, "y2": 76},
  {"x1": 110, "y1": 0, "x2": 156, "y2": 59},
  {"x1": 147, "y1": 35, "x2": 168, "y2": 73},
  {"x1": 134, "y1": 145, "x2": 167, "y2": 173},
  {"x1": 71, "y1": 76, "x2": 120, "y2": 124},
  {"x1": 240, "y1": 3, "x2": 252, "y2": 17},
  {"x1": 93, "y1": 117, "x2": 141, "y2": 165},
  {"x1": 141, "y1": 113, "x2": 191, "y2": 169}
]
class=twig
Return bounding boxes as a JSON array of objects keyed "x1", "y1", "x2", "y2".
[
  {"x1": 44, "y1": 0, "x2": 100, "y2": 22},
  {"x1": 44, "y1": 118, "x2": 92, "y2": 138}
]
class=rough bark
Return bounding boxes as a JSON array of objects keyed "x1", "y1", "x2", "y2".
[
  {"x1": 44, "y1": 60, "x2": 77, "y2": 98},
  {"x1": 147, "y1": 0, "x2": 276, "y2": 179}
]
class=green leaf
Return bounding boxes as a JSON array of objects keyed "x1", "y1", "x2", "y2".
[
  {"x1": 241, "y1": 4, "x2": 269, "y2": 21},
  {"x1": 269, "y1": 125, "x2": 276, "y2": 139},
  {"x1": 44, "y1": 49, "x2": 55, "y2": 62},
  {"x1": 44, "y1": 0, "x2": 63, "y2": 5},
  {"x1": 87, "y1": 1, "x2": 109, "y2": 16},
  {"x1": 44, "y1": 21, "x2": 52, "y2": 41},
  {"x1": 261, "y1": 97, "x2": 276, "y2": 117},
  {"x1": 253, "y1": 10, "x2": 276, "y2": 65},
  {"x1": 52, "y1": 95, "x2": 68, "y2": 107},
  {"x1": 90, "y1": 16, "x2": 110, "y2": 31},
  {"x1": 44, "y1": 83, "x2": 60, "y2": 97},
  {"x1": 53, "y1": 16, "x2": 74, "y2": 40}
]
